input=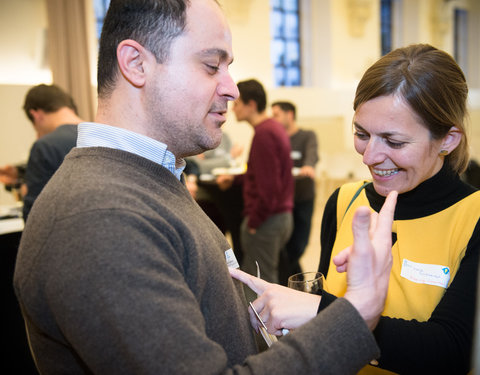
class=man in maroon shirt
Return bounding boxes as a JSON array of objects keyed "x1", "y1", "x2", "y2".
[{"x1": 218, "y1": 79, "x2": 294, "y2": 301}]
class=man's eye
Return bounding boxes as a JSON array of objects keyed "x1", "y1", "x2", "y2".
[{"x1": 206, "y1": 64, "x2": 219, "y2": 73}]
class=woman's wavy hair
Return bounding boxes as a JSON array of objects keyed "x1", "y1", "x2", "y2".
[{"x1": 353, "y1": 44, "x2": 469, "y2": 174}]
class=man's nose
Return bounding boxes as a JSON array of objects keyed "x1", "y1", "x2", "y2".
[{"x1": 218, "y1": 71, "x2": 239, "y2": 101}]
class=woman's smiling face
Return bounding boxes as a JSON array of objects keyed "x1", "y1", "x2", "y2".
[{"x1": 353, "y1": 94, "x2": 445, "y2": 196}]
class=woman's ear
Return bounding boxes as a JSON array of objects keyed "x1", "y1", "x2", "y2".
[
  {"x1": 116, "y1": 39, "x2": 149, "y2": 88},
  {"x1": 440, "y1": 126, "x2": 462, "y2": 154}
]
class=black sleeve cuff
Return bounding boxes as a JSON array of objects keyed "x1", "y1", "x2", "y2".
[{"x1": 317, "y1": 290, "x2": 337, "y2": 313}]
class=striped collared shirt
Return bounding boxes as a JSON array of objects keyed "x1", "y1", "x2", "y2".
[{"x1": 76, "y1": 122, "x2": 185, "y2": 180}]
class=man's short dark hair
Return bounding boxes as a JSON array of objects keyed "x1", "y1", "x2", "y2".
[
  {"x1": 97, "y1": 0, "x2": 190, "y2": 99},
  {"x1": 23, "y1": 84, "x2": 78, "y2": 123},
  {"x1": 237, "y1": 79, "x2": 267, "y2": 113},
  {"x1": 272, "y1": 101, "x2": 296, "y2": 120}
]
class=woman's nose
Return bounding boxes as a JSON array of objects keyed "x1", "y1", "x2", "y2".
[{"x1": 362, "y1": 139, "x2": 383, "y2": 165}]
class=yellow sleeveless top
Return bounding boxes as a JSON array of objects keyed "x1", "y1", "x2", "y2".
[{"x1": 326, "y1": 181, "x2": 480, "y2": 374}]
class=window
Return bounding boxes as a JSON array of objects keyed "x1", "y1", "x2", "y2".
[
  {"x1": 380, "y1": 0, "x2": 393, "y2": 56},
  {"x1": 93, "y1": 0, "x2": 111, "y2": 40},
  {"x1": 454, "y1": 8, "x2": 468, "y2": 77},
  {"x1": 271, "y1": 0, "x2": 301, "y2": 87}
]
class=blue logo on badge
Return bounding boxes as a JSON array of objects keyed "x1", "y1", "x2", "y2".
[{"x1": 442, "y1": 267, "x2": 450, "y2": 275}]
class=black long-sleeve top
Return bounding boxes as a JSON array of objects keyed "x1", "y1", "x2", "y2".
[{"x1": 318, "y1": 164, "x2": 480, "y2": 374}]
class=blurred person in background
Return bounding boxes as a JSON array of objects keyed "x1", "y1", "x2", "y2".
[
  {"x1": 217, "y1": 79, "x2": 294, "y2": 300},
  {"x1": 0, "y1": 84, "x2": 81, "y2": 220},
  {"x1": 272, "y1": 101, "x2": 319, "y2": 285}
]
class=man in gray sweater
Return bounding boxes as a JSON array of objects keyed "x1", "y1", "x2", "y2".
[{"x1": 13, "y1": 0, "x2": 397, "y2": 374}]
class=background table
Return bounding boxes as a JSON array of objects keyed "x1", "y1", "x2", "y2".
[{"x1": 1, "y1": 210, "x2": 38, "y2": 373}]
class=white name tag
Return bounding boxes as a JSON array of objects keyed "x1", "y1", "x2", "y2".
[
  {"x1": 400, "y1": 259, "x2": 450, "y2": 288},
  {"x1": 291, "y1": 150, "x2": 302, "y2": 160},
  {"x1": 225, "y1": 248, "x2": 239, "y2": 269}
]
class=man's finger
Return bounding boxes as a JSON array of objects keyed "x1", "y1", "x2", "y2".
[
  {"x1": 375, "y1": 190, "x2": 397, "y2": 235},
  {"x1": 229, "y1": 267, "x2": 269, "y2": 295}
]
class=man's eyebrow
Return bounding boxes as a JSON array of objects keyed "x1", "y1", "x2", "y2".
[
  {"x1": 197, "y1": 48, "x2": 234, "y2": 64},
  {"x1": 353, "y1": 122, "x2": 363, "y2": 130}
]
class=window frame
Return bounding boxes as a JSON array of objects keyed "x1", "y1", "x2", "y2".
[{"x1": 270, "y1": 0, "x2": 302, "y2": 87}]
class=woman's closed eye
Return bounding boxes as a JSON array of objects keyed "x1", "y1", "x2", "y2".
[
  {"x1": 385, "y1": 138, "x2": 406, "y2": 149},
  {"x1": 354, "y1": 131, "x2": 369, "y2": 140},
  {"x1": 355, "y1": 130, "x2": 407, "y2": 149}
]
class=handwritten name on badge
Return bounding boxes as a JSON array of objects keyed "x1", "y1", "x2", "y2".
[
  {"x1": 225, "y1": 248, "x2": 239, "y2": 269},
  {"x1": 400, "y1": 259, "x2": 450, "y2": 288}
]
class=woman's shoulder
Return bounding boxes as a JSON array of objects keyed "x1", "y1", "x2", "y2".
[{"x1": 337, "y1": 180, "x2": 371, "y2": 205}]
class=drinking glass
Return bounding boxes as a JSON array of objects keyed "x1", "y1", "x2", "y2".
[
  {"x1": 287, "y1": 271, "x2": 324, "y2": 294},
  {"x1": 281, "y1": 271, "x2": 324, "y2": 336}
]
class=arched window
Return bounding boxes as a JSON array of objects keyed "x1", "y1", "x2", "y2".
[
  {"x1": 93, "y1": 0, "x2": 111, "y2": 40},
  {"x1": 381, "y1": 0, "x2": 393, "y2": 56},
  {"x1": 271, "y1": 0, "x2": 302, "y2": 86},
  {"x1": 454, "y1": 7, "x2": 468, "y2": 77}
]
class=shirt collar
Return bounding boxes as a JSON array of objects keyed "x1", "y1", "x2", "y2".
[{"x1": 77, "y1": 122, "x2": 185, "y2": 180}]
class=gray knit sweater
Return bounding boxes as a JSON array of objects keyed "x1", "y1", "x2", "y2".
[{"x1": 14, "y1": 147, "x2": 379, "y2": 374}]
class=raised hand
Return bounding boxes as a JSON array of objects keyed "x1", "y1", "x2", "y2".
[{"x1": 335, "y1": 190, "x2": 397, "y2": 329}]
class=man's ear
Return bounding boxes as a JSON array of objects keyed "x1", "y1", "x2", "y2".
[
  {"x1": 116, "y1": 39, "x2": 149, "y2": 88},
  {"x1": 29, "y1": 109, "x2": 41, "y2": 122},
  {"x1": 287, "y1": 110, "x2": 295, "y2": 122},
  {"x1": 29, "y1": 108, "x2": 46, "y2": 126},
  {"x1": 440, "y1": 126, "x2": 462, "y2": 154},
  {"x1": 247, "y1": 99, "x2": 258, "y2": 112}
]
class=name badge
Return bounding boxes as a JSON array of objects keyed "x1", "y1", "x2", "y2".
[
  {"x1": 291, "y1": 150, "x2": 302, "y2": 160},
  {"x1": 400, "y1": 259, "x2": 450, "y2": 288},
  {"x1": 225, "y1": 248, "x2": 239, "y2": 269}
]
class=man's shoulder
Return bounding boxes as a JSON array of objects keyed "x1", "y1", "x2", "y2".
[
  {"x1": 41, "y1": 151, "x2": 184, "y2": 217},
  {"x1": 257, "y1": 118, "x2": 287, "y2": 136},
  {"x1": 296, "y1": 128, "x2": 317, "y2": 138},
  {"x1": 49, "y1": 124, "x2": 78, "y2": 139},
  {"x1": 35, "y1": 124, "x2": 77, "y2": 147},
  {"x1": 268, "y1": 117, "x2": 284, "y2": 129}
]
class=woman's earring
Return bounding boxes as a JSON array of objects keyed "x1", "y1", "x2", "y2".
[{"x1": 439, "y1": 149, "x2": 449, "y2": 156}]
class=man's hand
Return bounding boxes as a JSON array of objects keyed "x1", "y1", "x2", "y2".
[
  {"x1": 229, "y1": 267, "x2": 320, "y2": 335},
  {"x1": 229, "y1": 190, "x2": 397, "y2": 334},
  {"x1": 185, "y1": 175, "x2": 198, "y2": 199},
  {"x1": 0, "y1": 165, "x2": 19, "y2": 185},
  {"x1": 216, "y1": 174, "x2": 234, "y2": 191},
  {"x1": 336, "y1": 190, "x2": 397, "y2": 330},
  {"x1": 230, "y1": 143, "x2": 244, "y2": 159},
  {"x1": 299, "y1": 165, "x2": 315, "y2": 178}
]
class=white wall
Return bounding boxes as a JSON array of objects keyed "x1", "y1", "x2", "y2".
[
  {"x1": 220, "y1": 0, "x2": 480, "y2": 176},
  {"x1": 1, "y1": 0, "x2": 480, "y2": 205},
  {"x1": 0, "y1": 0, "x2": 49, "y2": 204},
  {"x1": 0, "y1": 0, "x2": 51, "y2": 84}
]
